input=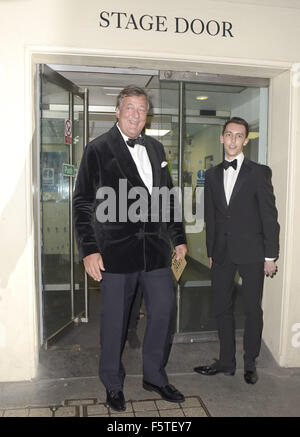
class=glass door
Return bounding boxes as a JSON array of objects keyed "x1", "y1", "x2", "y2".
[
  {"x1": 39, "y1": 64, "x2": 88, "y2": 345},
  {"x1": 159, "y1": 72, "x2": 269, "y2": 337}
]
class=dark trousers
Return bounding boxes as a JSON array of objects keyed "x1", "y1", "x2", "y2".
[
  {"x1": 211, "y1": 259, "x2": 265, "y2": 371},
  {"x1": 99, "y1": 267, "x2": 175, "y2": 391},
  {"x1": 128, "y1": 285, "x2": 143, "y2": 331}
]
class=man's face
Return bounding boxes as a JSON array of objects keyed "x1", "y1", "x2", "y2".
[
  {"x1": 116, "y1": 95, "x2": 148, "y2": 139},
  {"x1": 221, "y1": 122, "x2": 249, "y2": 160}
]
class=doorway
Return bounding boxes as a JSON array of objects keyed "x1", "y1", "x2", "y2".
[{"x1": 37, "y1": 64, "x2": 269, "y2": 365}]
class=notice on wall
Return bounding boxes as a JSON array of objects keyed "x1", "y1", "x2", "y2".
[
  {"x1": 64, "y1": 119, "x2": 72, "y2": 145},
  {"x1": 62, "y1": 163, "x2": 75, "y2": 177},
  {"x1": 196, "y1": 169, "x2": 206, "y2": 186}
]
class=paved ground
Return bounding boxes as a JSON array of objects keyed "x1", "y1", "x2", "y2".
[
  {"x1": 0, "y1": 337, "x2": 300, "y2": 417},
  {"x1": 0, "y1": 396, "x2": 209, "y2": 417}
]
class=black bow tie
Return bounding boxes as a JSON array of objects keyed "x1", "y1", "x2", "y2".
[
  {"x1": 126, "y1": 137, "x2": 145, "y2": 148},
  {"x1": 223, "y1": 159, "x2": 237, "y2": 170}
]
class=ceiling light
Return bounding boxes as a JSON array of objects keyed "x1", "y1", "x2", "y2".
[
  {"x1": 103, "y1": 87, "x2": 123, "y2": 96},
  {"x1": 196, "y1": 96, "x2": 208, "y2": 101},
  {"x1": 145, "y1": 129, "x2": 170, "y2": 137}
]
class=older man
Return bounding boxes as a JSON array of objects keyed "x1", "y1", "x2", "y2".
[{"x1": 73, "y1": 85, "x2": 187, "y2": 411}]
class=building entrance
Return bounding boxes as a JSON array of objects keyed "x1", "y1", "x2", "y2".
[{"x1": 37, "y1": 64, "x2": 269, "y2": 356}]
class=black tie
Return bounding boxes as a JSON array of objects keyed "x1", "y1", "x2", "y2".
[
  {"x1": 222, "y1": 159, "x2": 237, "y2": 170},
  {"x1": 126, "y1": 137, "x2": 145, "y2": 148}
]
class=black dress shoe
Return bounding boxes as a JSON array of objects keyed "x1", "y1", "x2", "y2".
[
  {"x1": 244, "y1": 370, "x2": 258, "y2": 385},
  {"x1": 194, "y1": 364, "x2": 235, "y2": 376},
  {"x1": 143, "y1": 380, "x2": 185, "y2": 403},
  {"x1": 106, "y1": 389, "x2": 126, "y2": 411}
]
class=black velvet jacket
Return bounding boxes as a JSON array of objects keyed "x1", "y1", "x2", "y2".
[{"x1": 73, "y1": 124, "x2": 187, "y2": 273}]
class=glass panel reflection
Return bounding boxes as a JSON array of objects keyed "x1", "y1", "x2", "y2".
[
  {"x1": 73, "y1": 94, "x2": 86, "y2": 318},
  {"x1": 160, "y1": 80, "x2": 265, "y2": 334},
  {"x1": 40, "y1": 76, "x2": 72, "y2": 340}
]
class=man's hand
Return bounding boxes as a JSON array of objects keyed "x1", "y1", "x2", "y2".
[
  {"x1": 264, "y1": 260, "x2": 278, "y2": 278},
  {"x1": 209, "y1": 257, "x2": 213, "y2": 269},
  {"x1": 83, "y1": 253, "x2": 105, "y2": 282},
  {"x1": 175, "y1": 244, "x2": 188, "y2": 260}
]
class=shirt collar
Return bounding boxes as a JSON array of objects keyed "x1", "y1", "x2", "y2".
[
  {"x1": 117, "y1": 123, "x2": 142, "y2": 145},
  {"x1": 117, "y1": 123, "x2": 129, "y2": 143}
]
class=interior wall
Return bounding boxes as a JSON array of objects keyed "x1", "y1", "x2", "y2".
[
  {"x1": 186, "y1": 125, "x2": 222, "y2": 266},
  {"x1": 231, "y1": 88, "x2": 260, "y2": 125}
]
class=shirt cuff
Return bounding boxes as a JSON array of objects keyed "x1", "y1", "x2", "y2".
[{"x1": 265, "y1": 258, "x2": 275, "y2": 261}]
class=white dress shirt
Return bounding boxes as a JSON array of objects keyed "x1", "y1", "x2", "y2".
[
  {"x1": 223, "y1": 152, "x2": 244, "y2": 205},
  {"x1": 223, "y1": 152, "x2": 274, "y2": 262},
  {"x1": 117, "y1": 124, "x2": 153, "y2": 194}
]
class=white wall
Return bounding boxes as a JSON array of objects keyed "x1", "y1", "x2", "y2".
[
  {"x1": 263, "y1": 70, "x2": 300, "y2": 366},
  {"x1": 0, "y1": 0, "x2": 300, "y2": 380}
]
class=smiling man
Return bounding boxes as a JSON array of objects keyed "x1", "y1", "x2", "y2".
[
  {"x1": 73, "y1": 85, "x2": 187, "y2": 411},
  {"x1": 193, "y1": 117, "x2": 279, "y2": 385}
]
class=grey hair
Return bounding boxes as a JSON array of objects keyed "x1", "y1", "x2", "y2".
[{"x1": 116, "y1": 85, "x2": 150, "y2": 111}]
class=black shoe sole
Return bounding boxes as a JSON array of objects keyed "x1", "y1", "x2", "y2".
[
  {"x1": 244, "y1": 379, "x2": 257, "y2": 385},
  {"x1": 194, "y1": 367, "x2": 235, "y2": 376},
  {"x1": 143, "y1": 382, "x2": 185, "y2": 403},
  {"x1": 106, "y1": 401, "x2": 126, "y2": 412},
  {"x1": 244, "y1": 375, "x2": 258, "y2": 385}
]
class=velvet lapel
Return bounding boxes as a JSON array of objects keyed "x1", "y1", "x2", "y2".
[
  {"x1": 144, "y1": 135, "x2": 161, "y2": 188},
  {"x1": 229, "y1": 158, "x2": 251, "y2": 206},
  {"x1": 107, "y1": 125, "x2": 150, "y2": 194},
  {"x1": 215, "y1": 163, "x2": 228, "y2": 211}
]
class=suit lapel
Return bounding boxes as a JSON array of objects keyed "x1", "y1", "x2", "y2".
[
  {"x1": 215, "y1": 164, "x2": 228, "y2": 210},
  {"x1": 229, "y1": 158, "x2": 251, "y2": 205}
]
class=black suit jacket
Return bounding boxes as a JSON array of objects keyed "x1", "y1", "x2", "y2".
[
  {"x1": 204, "y1": 158, "x2": 279, "y2": 264},
  {"x1": 73, "y1": 124, "x2": 186, "y2": 273}
]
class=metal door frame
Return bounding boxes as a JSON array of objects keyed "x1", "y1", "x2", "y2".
[{"x1": 36, "y1": 64, "x2": 89, "y2": 346}]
